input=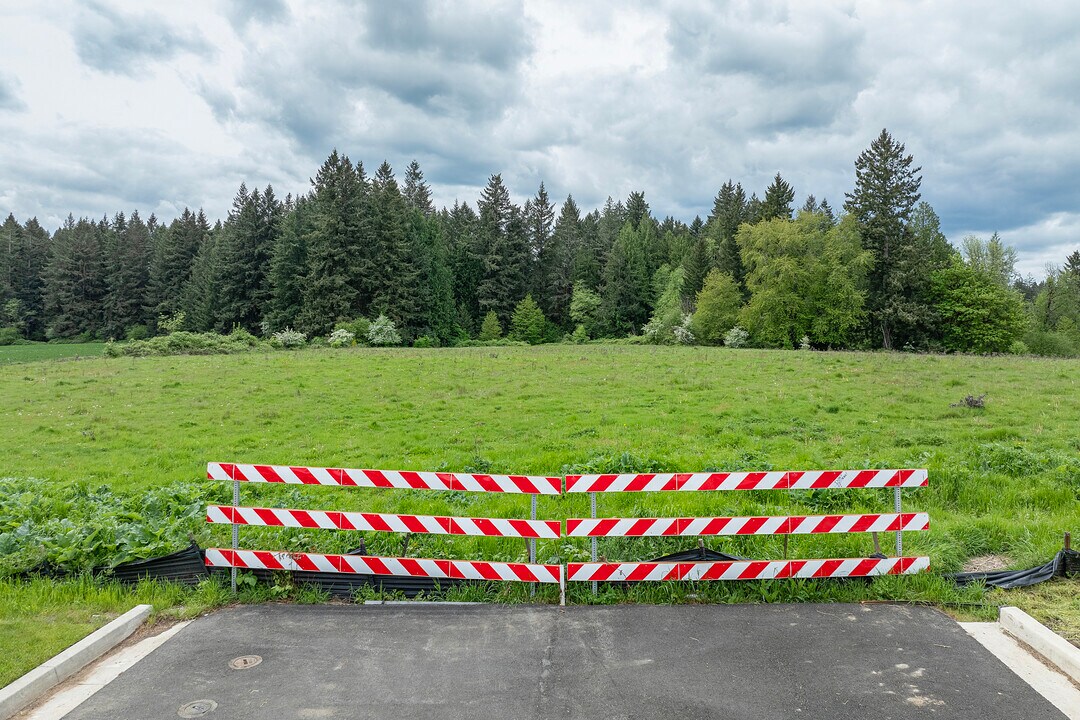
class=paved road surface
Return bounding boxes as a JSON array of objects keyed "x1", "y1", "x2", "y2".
[{"x1": 66, "y1": 603, "x2": 1064, "y2": 719}]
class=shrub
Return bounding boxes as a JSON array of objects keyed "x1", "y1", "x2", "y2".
[
  {"x1": 1008, "y1": 340, "x2": 1029, "y2": 355},
  {"x1": 567, "y1": 324, "x2": 589, "y2": 344},
  {"x1": 724, "y1": 325, "x2": 749, "y2": 348},
  {"x1": 228, "y1": 326, "x2": 260, "y2": 346},
  {"x1": 157, "y1": 311, "x2": 186, "y2": 335},
  {"x1": 0, "y1": 327, "x2": 20, "y2": 346},
  {"x1": 328, "y1": 328, "x2": 355, "y2": 348},
  {"x1": 125, "y1": 324, "x2": 150, "y2": 341},
  {"x1": 367, "y1": 315, "x2": 402, "y2": 346},
  {"x1": 673, "y1": 314, "x2": 695, "y2": 345},
  {"x1": 336, "y1": 318, "x2": 371, "y2": 344},
  {"x1": 413, "y1": 335, "x2": 438, "y2": 348},
  {"x1": 478, "y1": 311, "x2": 502, "y2": 341},
  {"x1": 271, "y1": 328, "x2": 307, "y2": 349},
  {"x1": 106, "y1": 331, "x2": 268, "y2": 357},
  {"x1": 799, "y1": 335, "x2": 811, "y2": 351}
]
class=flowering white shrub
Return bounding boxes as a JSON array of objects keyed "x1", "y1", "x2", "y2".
[
  {"x1": 799, "y1": 334, "x2": 811, "y2": 351},
  {"x1": 328, "y1": 328, "x2": 355, "y2": 348},
  {"x1": 271, "y1": 328, "x2": 306, "y2": 349},
  {"x1": 723, "y1": 325, "x2": 749, "y2": 348},
  {"x1": 674, "y1": 314, "x2": 695, "y2": 345},
  {"x1": 367, "y1": 314, "x2": 402, "y2": 346}
]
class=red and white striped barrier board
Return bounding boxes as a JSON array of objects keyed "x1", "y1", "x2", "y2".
[
  {"x1": 564, "y1": 469, "x2": 927, "y2": 493},
  {"x1": 208, "y1": 462, "x2": 561, "y2": 495},
  {"x1": 566, "y1": 556, "x2": 929, "y2": 582},
  {"x1": 205, "y1": 548, "x2": 562, "y2": 584},
  {"x1": 565, "y1": 512, "x2": 929, "y2": 537},
  {"x1": 206, "y1": 505, "x2": 560, "y2": 538}
]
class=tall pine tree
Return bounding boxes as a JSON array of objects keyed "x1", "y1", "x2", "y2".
[{"x1": 844, "y1": 128, "x2": 924, "y2": 349}]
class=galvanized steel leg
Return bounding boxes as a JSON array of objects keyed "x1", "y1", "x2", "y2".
[
  {"x1": 591, "y1": 492, "x2": 597, "y2": 596},
  {"x1": 894, "y1": 487, "x2": 903, "y2": 557},
  {"x1": 530, "y1": 495, "x2": 537, "y2": 598},
  {"x1": 231, "y1": 478, "x2": 240, "y2": 593}
]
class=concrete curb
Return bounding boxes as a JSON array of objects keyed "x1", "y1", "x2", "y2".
[
  {"x1": 0, "y1": 604, "x2": 152, "y2": 720},
  {"x1": 1000, "y1": 606, "x2": 1080, "y2": 684}
]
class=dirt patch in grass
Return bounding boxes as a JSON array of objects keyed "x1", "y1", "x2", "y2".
[{"x1": 962, "y1": 554, "x2": 1011, "y2": 573}]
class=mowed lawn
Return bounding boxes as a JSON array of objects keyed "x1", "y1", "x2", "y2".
[{"x1": 0, "y1": 342, "x2": 105, "y2": 365}]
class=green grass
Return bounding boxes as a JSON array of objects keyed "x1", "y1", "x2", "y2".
[
  {"x1": 0, "y1": 342, "x2": 105, "y2": 364},
  {"x1": 0, "y1": 576, "x2": 223, "y2": 687},
  {"x1": 1, "y1": 345, "x2": 1078, "y2": 681}
]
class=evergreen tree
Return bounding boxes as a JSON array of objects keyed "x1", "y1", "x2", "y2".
[
  {"x1": 182, "y1": 230, "x2": 223, "y2": 331},
  {"x1": 478, "y1": 310, "x2": 502, "y2": 340},
  {"x1": 14, "y1": 218, "x2": 49, "y2": 338},
  {"x1": 402, "y1": 160, "x2": 434, "y2": 215},
  {"x1": 370, "y1": 162, "x2": 421, "y2": 334},
  {"x1": 624, "y1": 191, "x2": 649, "y2": 231},
  {"x1": 844, "y1": 128, "x2": 924, "y2": 349},
  {"x1": 408, "y1": 206, "x2": 456, "y2": 341},
  {"x1": 704, "y1": 181, "x2": 749, "y2": 289},
  {"x1": 268, "y1": 194, "x2": 312, "y2": 331},
  {"x1": 540, "y1": 194, "x2": 579, "y2": 327},
  {"x1": 1066, "y1": 250, "x2": 1080, "y2": 279},
  {"x1": 0, "y1": 214, "x2": 17, "y2": 309},
  {"x1": 527, "y1": 182, "x2": 556, "y2": 309},
  {"x1": 476, "y1": 174, "x2": 525, "y2": 323},
  {"x1": 509, "y1": 294, "x2": 547, "y2": 344},
  {"x1": 44, "y1": 216, "x2": 107, "y2": 338},
  {"x1": 102, "y1": 210, "x2": 151, "y2": 337},
  {"x1": 682, "y1": 235, "x2": 709, "y2": 303},
  {"x1": 601, "y1": 222, "x2": 650, "y2": 335},
  {"x1": 301, "y1": 150, "x2": 364, "y2": 334},
  {"x1": 445, "y1": 201, "x2": 483, "y2": 331},
  {"x1": 689, "y1": 215, "x2": 704, "y2": 238},
  {"x1": 760, "y1": 173, "x2": 795, "y2": 221},
  {"x1": 147, "y1": 208, "x2": 207, "y2": 322}
]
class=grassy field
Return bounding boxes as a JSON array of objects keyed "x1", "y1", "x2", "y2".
[
  {"x1": 1, "y1": 345, "x2": 1078, "y2": 682},
  {"x1": 0, "y1": 342, "x2": 105, "y2": 365}
]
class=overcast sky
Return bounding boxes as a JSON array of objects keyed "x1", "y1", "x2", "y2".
[{"x1": 1, "y1": 1, "x2": 1078, "y2": 277}]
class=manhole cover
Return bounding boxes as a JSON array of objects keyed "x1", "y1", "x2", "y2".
[
  {"x1": 229, "y1": 654, "x2": 263, "y2": 670},
  {"x1": 178, "y1": 699, "x2": 217, "y2": 718}
]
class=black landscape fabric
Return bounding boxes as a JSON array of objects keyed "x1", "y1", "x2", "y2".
[{"x1": 946, "y1": 549, "x2": 1079, "y2": 589}]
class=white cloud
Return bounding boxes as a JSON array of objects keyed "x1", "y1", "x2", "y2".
[{"x1": 0, "y1": 0, "x2": 1077, "y2": 273}]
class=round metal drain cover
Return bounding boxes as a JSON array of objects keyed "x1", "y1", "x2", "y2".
[
  {"x1": 229, "y1": 654, "x2": 263, "y2": 670},
  {"x1": 178, "y1": 699, "x2": 217, "y2": 718}
]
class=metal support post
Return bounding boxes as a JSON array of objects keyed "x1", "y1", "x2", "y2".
[
  {"x1": 530, "y1": 495, "x2": 537, "y2": 598},
  {"x1": 231, "y1": 478, "x2": 240, "y2": 593},
  {"x1": 590, "y1": 492, "x2": 597, "y2": 596},
  {"x1": 893, "y1": 487, "x2": 903, "y2": 557}
]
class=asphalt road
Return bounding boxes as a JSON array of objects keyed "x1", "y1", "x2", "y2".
[{"x1": 65, "y1": 603, "x2": 1064, "y2": 720}]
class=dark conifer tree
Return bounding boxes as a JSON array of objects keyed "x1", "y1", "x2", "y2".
[
  {"x1": 44, "y1": 216, "x2": 106, "y2": 338},
  {"x1": 147, "y1": 208, "x2": 207, "y2": 322},
  {"x1": 844, "y1": 128, "x2": 924, "y2": 349},
  {"x1": 370, "y1": 161, "x2": 421, "y2": 333},
  {"x1": 403, "y1": 160, "x2": 434, "y2": 215},
  {"x1": 624, "y1": 191, "x2": 649, "y2": 231},
  {"x1": 704, "y1": 180, "x2": 749, "y2": 289},
  {"x1": 601, "y1": 222, "x2": 650, "y2": 334},
  {"x1": 445, "y1": 201, "x2": 483, "y2": 333},
  {"x1": 760, "y1": 173, "x2": 795, "y2": 221},
  {"x1": 476, "y1": 174, "x2": 519, "y2": 323},
  {"x1": 268, "y1": 194, "x2": 312, "y2": 331},
  {"x1": 301, "y1": 150, "x2": 364, "y2": 334}
]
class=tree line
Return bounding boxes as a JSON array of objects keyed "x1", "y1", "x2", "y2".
[{"x1": 2, "y1": 129, "x2": 1079, "y2": 354}]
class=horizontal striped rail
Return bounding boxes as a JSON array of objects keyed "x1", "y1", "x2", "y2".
[
  {"x1": 564, "y1": 469, "x2": 927, "y2": 493},
  {"x1": 566, "y1": 556, "x2": 929, "y2": 582},
  {"x1": 208, "y1": 462, "x2": 561, "y2": 495},
  {"x1": 565, "y1": 512, "x2": 929, "y2": 537},
  {"x1": 205, "y1": 548, "x2": 562, "y2": 584},
  {"x1": 207, "y1": 505, "x2": 560, "y2": 538}
]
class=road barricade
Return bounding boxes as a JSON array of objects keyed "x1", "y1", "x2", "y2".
[
  {"x1": 203, "y1": 462, "x2": 564, "y2": 598},
  {"x1": 563, "y1": 469, "x2": 930, "y2": 588}
]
